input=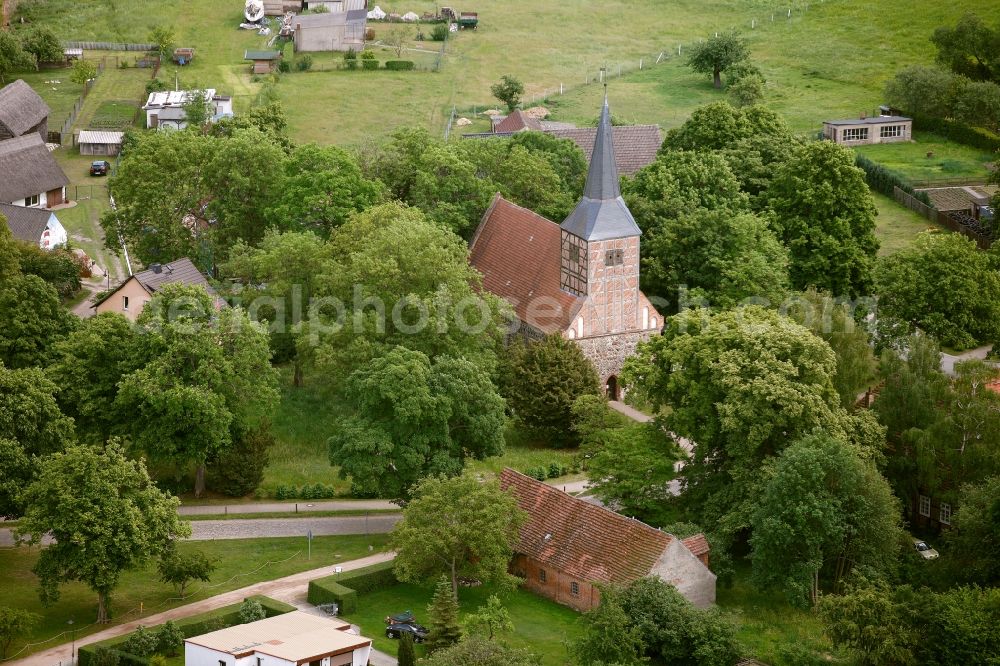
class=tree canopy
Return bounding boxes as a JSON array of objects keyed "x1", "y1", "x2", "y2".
[
  {"x1": 931, "y1": 12, "x2": 1000, "y2": 82},
  {"x1": 0, "y1": 273, "x2": 75, "y2": 369},
  {"x1": 623, "y1": 306, "x2": 886, "y2": 542},
  {"x1": 15, "y1": 443, "x2": 189, "y2": 622},
  {"x1": 766, "y1": 140, "x2": 879, "y2": 296},
  {"x1": 685, "y1": 32, "x2": 750, "y2": 88},
  {"x1": 498, "y1": 334, "x2": 601, "y2": 447},
  {"x1": 875, "y1": 231, "x2": 1000, "y2": 349},
  {"x1": 329, "y1": 348, "x2": 506, "y2": 498},
  {"x1": 750, "y1": 433, "x2": 902, "y2": 606}
]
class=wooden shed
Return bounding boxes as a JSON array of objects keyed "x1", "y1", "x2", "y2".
[
  {"x1": 78, "y1": 130, "x2": 124, "y2": 156},
  {"x1": 244, "y1": 49, "x2": 282, "y2": 74}
]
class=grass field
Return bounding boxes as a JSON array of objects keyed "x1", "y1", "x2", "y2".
[
  {"x1": 342, "y1": 582, "x2": 581, "y2": 664},
  {"x1": 1, "y1": 534, "x2": 390, "y2": 660},
  {"x1": 718, "y1": 566, "x2": 843, "y2": 664},
  {"x1": 873, "y1": 191, "x2": 944, "y2": 255},
  {"x1": 855, "y1": 132, "x2": 996, "y2": 185}
]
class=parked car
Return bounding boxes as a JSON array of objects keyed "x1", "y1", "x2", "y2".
[
  {"x1": 913, "y1": 538, "x2": 939, "y2": 560},
  {"x1": 385, "y1": 622, "x2": 428, "y2": 643},
  {"x1": 90, "y1": 160, "x2": 111, "y2": 176}
]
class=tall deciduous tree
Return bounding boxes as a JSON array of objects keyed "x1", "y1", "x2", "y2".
[
  {"x1": 944, "y1": 476, "x2": 1000, "y2": 586},
  {"x1": 875, "y1": 231, "x2": 1000, "y2": 349},
  {"x1": 313, "y1": 202, "x2": 506, "y2": 382},
  {"x1": 0, "y1": 31, "x2": 35, "y2": 83},
  {"x1": 265, "y1": 144, "x2": 383, "y2": 237},
  {"x1": 18, "y1": 27, "x2": 62, "y2": 64},
  {"x1": 817, "y1": 580, "x2": 917, "y2": 666},
  {"x1": 46, "y1": 314, "x2": 142, "y2": 442},
  {"x1": 14, "y1": 443, "x2": 190, "y2": 622},
  {"x1": 931, "y1": 12, "x2": 1000, "y2": 82},
  {"x1": 0, "y1": 273, "x2": 75, "y2": 369},
  {"x1": 883, "y1": 65, "x2": 960, "y2": 119},
  {"x1": 623, "y1": 306, "x2": 886, "y2": 542},
  {"x1": 766, "y1": 140, "x2": 879, "y2": 297},
  {"x1": 641, "y1": 208, "x2": 789, "y2": 313},
  {"x1": 570, "y1": 588, "x2": 644, "y2": 666},
  {"x1": 685, "y1": 32, "x2": 750, "y2": 88},
  {"x1": 391, "y1": 475, "x2": 526, "y2": 597},
  {"x1": 490, "y1": 75, "x2": 524, "y2": 111},
  {"x1": 498, "y1": 334, "x2": 600, "y2": 447},
  {"x1": 116, "y1": 284, "x2": 279, "y2": 496},
  {"x1": 330, "y1": 349, "x2": 506, "y2": 498},
  {"x1": 750, "y1": 433, "x2": 902, "y2": 606}
]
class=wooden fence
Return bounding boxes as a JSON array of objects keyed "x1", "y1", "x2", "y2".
[{"x1": 893, "y1": 186, "x2": 992, "y2": 250}]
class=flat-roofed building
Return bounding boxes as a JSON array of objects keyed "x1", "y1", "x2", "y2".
[
  {"x1": 184, "y1": 611, "x2": 371, "y2": 666},
  {"x1": 823, "y1": 115, "x2": 912, "y2": 145}
]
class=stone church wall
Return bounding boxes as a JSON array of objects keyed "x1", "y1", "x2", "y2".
[{"x1": 574, "y1": 329, "x2": 654, "y2": 386}]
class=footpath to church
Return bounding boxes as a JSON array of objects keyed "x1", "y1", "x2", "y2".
[{"x1": 7, "y1": 552, "x2": 397, "y2": 666}]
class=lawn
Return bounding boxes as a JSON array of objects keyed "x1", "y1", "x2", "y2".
[
  {"x1": 10, "y1": 68, "x2": 83, "y2": 129},
  {"x1": 342, "y1": 582, "x2": 581, "y2": 665},
  {"x1": 873, "y1": 191, "x2": 944, "y2": 255},
  {"x1": 717, "y1": 566, "x2": 844, "y2": 664},
  {"x1": 0, "y1": 534, "x2": 390, "y2": 660},
  {"x1": 855, "y1": 132, "x2": 995, "y2": 186}
]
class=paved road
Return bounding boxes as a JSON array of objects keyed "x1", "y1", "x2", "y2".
[
  {"x1": 940, "y1": 344, "x2": 993, "y2": 376},
  {"x1": 6, "y1": 552, "x2": 396, "y2": 666},
  {"x1": 0, "y1": 515, "x2": 401, "y2": 548},
  {"x1": 178, "y1": 500, "x2": 399, "y2": 516}
]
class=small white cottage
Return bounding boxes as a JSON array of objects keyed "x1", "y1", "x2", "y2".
[
  {"x1": 184, "y1": 611, "x2": 371, "y2": 666},
  {"x1": 142, "y1": 90, "x2": 234, "y2": 130},
  {"x1": 0, "y1": 203, "x2": 67, "y2": 249}
]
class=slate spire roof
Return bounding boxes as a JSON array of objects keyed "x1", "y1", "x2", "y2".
[{"x1": 559, "y1": 96, "x2": 642, "y2": 242}]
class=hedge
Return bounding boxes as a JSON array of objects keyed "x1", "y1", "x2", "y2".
[
  {"x1": 307, "y1": 560, "x2": 398, "y2": 614},
  {"x1": 361, "y1": 59, "x2": 379, "y2": 70},
  {"x1": 384, "y1": 60, "x2": 415, "y2": 71},
  {"x1": 854, "y1": 153, "x2": 932, "y2": 204},
  {"x1": 909, "y1": 113, "x2": 1000, "y2": 153},
  {"x1": 78, "y1": 596, "x2": 295, "y2": 666}
]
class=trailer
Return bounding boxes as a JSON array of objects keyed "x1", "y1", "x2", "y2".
[{"x1": 458, "y1": 11, "x2": 478, "y2": 28}]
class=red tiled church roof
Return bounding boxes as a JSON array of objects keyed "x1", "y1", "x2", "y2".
[
  {"x1": 681, "y1": 534, "x2": 710, "y2": 557},
  {"x1": 494, "y1": 110, "x2": 543, "y2": 133},
  {"x1": 547, "y1": 125, "x2": 662, "y2": 175},
  {"x1": 469, "y1": 194, "x2": 583, "y2": 335},
  {"x1": 500, "y1": 468, "x2": 708, "y2": 585}
]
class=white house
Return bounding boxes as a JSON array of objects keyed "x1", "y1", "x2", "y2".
[
  {"x1": 0, "y1": 202, "x2": 67, "y2": 249},
  {"x1": 143, "y1": 89, "x2": 234, "y2": 130},
  {"x1": 184, "y1": 611, "x2": 372, "y2": 666}
]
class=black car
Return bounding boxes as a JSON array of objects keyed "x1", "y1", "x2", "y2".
[
  {"x1": 385, "y1": 622, "x2": 428, "y2": 643},
  {"x1": 90, "y1": 160, "x2": 111, "y2": 176}
]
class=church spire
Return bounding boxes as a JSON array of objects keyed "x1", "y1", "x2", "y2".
[{"x1": 559, "y1": 96, "x2": 641, "y2": 241}]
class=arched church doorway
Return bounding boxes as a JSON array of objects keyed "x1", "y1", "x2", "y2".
[{"x1": 606, "y1": 375, "x2": 620, "y2": 401}]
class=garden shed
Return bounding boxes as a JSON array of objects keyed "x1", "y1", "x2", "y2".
[
  {"x1": 822, "y1": 115, "x2": 912, "y2": 145},
  {"x1": 78, "y1": 130, "x2": 124, "y2": 156},
  {"x1": 245, "y1": 49, "x2": 283, "y2": 74}
]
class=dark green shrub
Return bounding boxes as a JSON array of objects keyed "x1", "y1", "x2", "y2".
[
  {"x1": 344, "y1": 48, "x2": 358, "y2": 70},
  {"x1": 90, "y1": 647, "x2": 121, "y2": 666},
  {"x1": 547, "y1": 463, "x2": 561, "y2": 479},
  {"x1": 277, "y1": 60, "x2": 291, "y2": 73},
  {"x1": 854, "y1": 153, "x2": 931, "y2": 204},
  {"x1": 207, "y1": 425, "x2": 273, "y2": 497},
  {"x1": 121, "y1": 628, "x2": 157, "y2": 658},
  {"x1": 910, "y1": 114, "x2": 1000, "y2": 152},
  {"x1": 154, "y1": 622, "x2": 183, "y2": 657},
  {"x1": 295, "y1": 54, "x2": 313, "y2": 71},
  {"x1": 431, "y1": 23, "x2": 449, "y2": 41},
  {"x1": 361, "y1": 52, "x2": 379, "y2": 70},
  {"x1": 385, "y1": 60, "x2": 415, "y2": 71},
  {"x1": 238, "y1": 598, "x2": 266, "y2": 624}
]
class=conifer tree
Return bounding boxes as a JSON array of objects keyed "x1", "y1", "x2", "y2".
[{"x1": 425, "y1": 577, "x2": 462, "y2": 653}]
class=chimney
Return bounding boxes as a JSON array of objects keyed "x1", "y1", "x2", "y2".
[{"x1": 150, "y1": 263, "x2": 162, "y2": 274}]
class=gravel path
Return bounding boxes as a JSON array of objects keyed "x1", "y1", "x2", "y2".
[
  {"x1": 0, "y1": 516, "x2": 401, "y2": 547},
  {"x1": 6, "y1": 552, "x2": 395, "y2": 666}
]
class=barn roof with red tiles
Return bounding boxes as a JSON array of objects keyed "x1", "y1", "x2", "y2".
[
  {"x1": 493, "y1": 110, "x2": 543, "y2": 133},
  {"x1": 681, "y1": 534, "x2": 710, "y2": 557},
  {"x1": 547, "y1": 125, "x2": 662, "y2": 175},
  {"x1": 500, "y1": 468, "x2": 701, "y2": 585},
  {"x1": 469, "y1": 194, "x2": 583, "y2": 335}
]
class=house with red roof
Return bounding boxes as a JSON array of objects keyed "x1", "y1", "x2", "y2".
[
  {"x1": 500, "y1": 468, "x2": 717, "y2": 610},
  {"x1": 470, "y1": 98, "x2": 661, "y2": 398}
]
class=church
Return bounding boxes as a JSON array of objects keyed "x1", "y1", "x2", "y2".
[{"x1": 469, "y1": 98, "x2": 661, "y2": 399}]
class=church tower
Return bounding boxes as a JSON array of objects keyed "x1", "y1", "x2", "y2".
[{"x1": 559, "y1": 97, "x2": 643, "y2": 336}]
